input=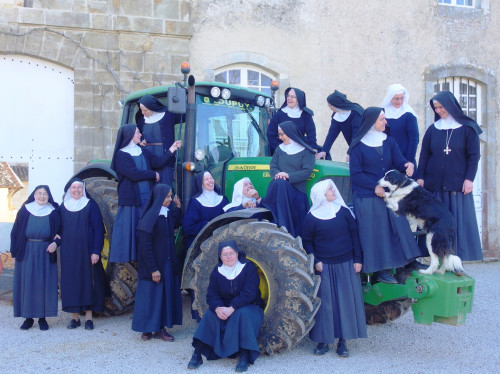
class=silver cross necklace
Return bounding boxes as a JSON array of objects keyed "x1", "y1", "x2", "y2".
[{"x1": 444, "y1": 129, "x2": 454, "y2": 155}]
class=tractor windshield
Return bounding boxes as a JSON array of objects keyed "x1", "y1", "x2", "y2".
[{"x1": 195, "y1": 96, "x2": 269, "y2": 168}]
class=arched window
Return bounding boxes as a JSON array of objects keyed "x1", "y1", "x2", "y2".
[
  {"x1": 433, "y1": 77, "x2": 481, "y2": 123},
  {"x1": 214, "y1": 65, "x2": 275, "y2": 95}
]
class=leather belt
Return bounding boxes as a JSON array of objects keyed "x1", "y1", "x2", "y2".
[
  {"x1": 27, "y1": 239, "x2": 48, "y2": 242},
  {"x1": 146, "y1": 142, "x2": 163, "y2": 146}
]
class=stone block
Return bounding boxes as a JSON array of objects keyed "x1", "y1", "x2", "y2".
[
  {"x1": 119, "y1": 33, "x2": 152, "y2": 53},
  {"x1": 40, "y1": 31, "x2": 63, "y2": 61},
  {"x1": 72, "y1": 0, "x2": 87, "y2": 13},
  {"x1": 81, "y1": 31, "x2": 119, "y2": 51},
  {"x1": 74, "y1": 68, "x2": 94, "y2": 83},
  {"x1": 57, "y1": 36, "x2": 80, "y2": 68},
  {"x1": 119, "y1": 52, "x2": 145, "y2": 74},
  {"x1": 93, "y1": 50, "x2": 120, "y2": 72},
  {"x1": 45, "y1": 10, "x2": 91, "y2": 29},
  {"x1": 164, "y1": 20, "x2": 191, "y2": 35},
  {"x1": 74, "y1": 91, "x2": 94, "y2": 111},
  {"x1": 154, "y1": 0, "x2": 179, "y2": 21},
  {"x1": 75, "y1": 109, "x2": 95, "y2": 126},
  {"x1": 88, "y1": 0, "x2": 109, "y2": 14},
  {"x1": 119, "y1": 0, "x2": 152, "y2": 18},
  {"x1": 151, "y1": 37, "x2": 189, "y2": 56},
  {"x1": 180, "y1": 1, "x2": 190, "y2": 22},
  {"x1": 91, "y1": 14, "x2": 112, "y2": 30},
  {"x1": 0, "y1": 8, "x2": 18, "y2": 24},
  {"x1": 23, "y1": 28, "x2": 44, "y2": 56},
  {"x1": 74, "y1": 145, "x2": 96, "y2": 164},
  {"x1": 116, "y1": 15, "x2": 163, "y2": 34},
  {"x1": 74, "y1": 126, "x2": 95, "y2": 147},
  {"x1": 18, "y1": 8, "x2": 45, "y2": 25}
]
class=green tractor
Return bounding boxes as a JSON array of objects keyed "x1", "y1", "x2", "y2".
[{"x1": 72, "y1": 65, "x2": 475, "y2": 355}]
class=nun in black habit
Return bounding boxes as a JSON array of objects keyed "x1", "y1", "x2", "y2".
[
  {"x1": 136, "y1": 95, "x2": 183, "y2": 185},
  {"x1": 109, "y1": 124, "x2": 180, "y2": 263},
  {"x1": 11, "y1": 185, "x2": 61, "y2": 331},
  {"x1": 182, "y1": 171, "x2": 229, "y2": 250},
  {"x1": 348, "y1": 108, "x2": 424, "y2": 284},
  {"x1": 267, "y1": 87, "x2": 318, "y2": 154},
  {"x1": 262, "y1": 121, "x2": 315, "y2": 237},
  {"x1": 316, "y1": 90, "x2": 364, "y2": 161},
  {"x1": 302, "y1": 179, "x2": 367, "y2": 357},
  {"x1": 187, "y1": 240, "x2": 264, "y2": 372},
  {"x1": 417, "y1": 91, "x2": 482, "y2": 261},
  {"x1": 60, "y1": 178, "x2": 108, "y2": 330},
  {"x1": 132, "y1": 184, "x2": 182, "y2": 341}
]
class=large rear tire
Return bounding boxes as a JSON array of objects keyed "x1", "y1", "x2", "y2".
[
  {"x1": 364, "y1": 299, "x2": 412, "y2": 325},
  {"x1": 190, "y1": 219, "x2": 321, "y2": 355},
  {"x1": 85, "y1": 177, "x2": 137, "y2": 316}
]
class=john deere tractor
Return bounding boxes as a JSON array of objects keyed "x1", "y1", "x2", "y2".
[{"x1": 71, "y1": 64, "x2": 475, "y2": 355}]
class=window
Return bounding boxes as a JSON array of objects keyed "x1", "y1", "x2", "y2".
[
  {"x1": 438, "y1": 0, "x2": 474, "y2": 7},
  {"x1": 214, "y1": 65, "x2": 275, "y2": 96},
  {"x1": 433, "y1": 77, "x2": 481, "y2": 124}
]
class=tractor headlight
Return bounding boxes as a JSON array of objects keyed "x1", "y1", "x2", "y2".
[
  {"x1": 256, "y1": 95, "x2": 265, "y2": 107},
  {"x1": 221, "y1": 88, "x2": 231, "y2": 100},
  {"x1": 194, "y1": 148, "x2": 206, "y2": 161},
  {"x1": 265, "y1": 98, "x2": 271, "y2": 108},
  {"x1": 210, "y1": 87, "x2": 221, "y2": 98}
]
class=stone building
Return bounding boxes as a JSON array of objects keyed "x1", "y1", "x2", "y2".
[{"x1": 0, "y1": 0, "x2": 498, "y2": 258}]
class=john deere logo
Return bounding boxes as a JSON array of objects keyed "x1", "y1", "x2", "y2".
[{"x1": 228, "y1": 165, "x2": 270, "y2": 171}]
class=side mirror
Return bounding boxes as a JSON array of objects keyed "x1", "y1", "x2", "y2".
[{"x1": 167, "y1": 86, "x2": 187, "y2": 114}]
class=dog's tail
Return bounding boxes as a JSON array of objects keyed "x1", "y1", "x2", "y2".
[{"x1": 444, "y1": 254, "x2": 465, "y2": 275}]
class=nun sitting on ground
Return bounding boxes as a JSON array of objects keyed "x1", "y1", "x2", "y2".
[
  {"x1": 223, "y1": 177, "x2": 262, "y2": 213},
  {"x1": 262, "y1": 121, "x2": 315, "y2": 237},
  {"x1": 187, "y1": 240, "x2": 264, "y2": 372}
]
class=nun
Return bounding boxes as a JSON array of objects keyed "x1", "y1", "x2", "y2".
[
  {"x1": 132, "y1": 184, "x2": 182, "y2": 341},
  {"x1": 109, "y1": 124, "x2": 181, "y2": 263},
  {"x1": 223, "y1": 177, "x2": 262, "y2": 213},
  {"x1": 380, "y1": 84, "x2": 419, "y2": 173},
  {"x1": 60, "y1": 178, "x2": 107, "y2": 330},
  {"x1": 137, "y1": 95, "x2": 183, "y2": 185},
  {"x1": 262, "y1": 121, "x2": 315, "y2": 237},
  {"x1": 182, "y1": 171, "x2": 229, "y2": 250},
  {"x1": 348, "y1": 107, "x2": 424, "y2": 284},
  {"x1": 267, "y1": 87, "x2": 318, "y2": 154},
  {"x1": 302, "y1": 179, "x2": 367, "y2": 357},
  {"x1": 187, "y1": 240, "x2": 264, "y2": 372},
  {"x1": 417, "y1": 90, "x2": 482, "y2": 261},
  {"x1": 11, "y1": 185, "x2": 61, "y2": 331},
  {"x1": 316, "y1": 90, "x2": 364, "y2": 161}
]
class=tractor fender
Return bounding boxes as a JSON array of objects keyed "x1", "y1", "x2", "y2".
[
  {"x1": 180, "y1": 207, "x2": 273, "y2": 290},
  {"x1": 72, "y1": 162, "x2": 117, "y2": 181}
]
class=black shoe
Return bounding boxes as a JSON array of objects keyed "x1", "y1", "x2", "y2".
[
  {"x1": 67, "y1": 319, "x2": 81, "y2": 329},
  {"x1": 377, "y1": 270, "x2": 398, "y2": 284},
  {"x1": 336, "y1": 338, "x2": 349, "y2": 358},
  {"x1": 38, "y1": 318, "x2": 49, "y2": 331},
  {"x1": 235, "y1": 350, "x2": 249, "y2": 372},
  {"x1": 313, "y1": 343, "x2": 330, "y2": 355},
  {"x1": 85, "y1": 320, "x2": 94, "y2": 330},
  {"x1": 20, "y1": 318, "x2": 34, "y2": 330},
  {"x1": 187, "y1": 353, "x2": 203, "y2": 369},
  {"x1": 405, "y1": 260, "x2": 427, "y2": 271}
]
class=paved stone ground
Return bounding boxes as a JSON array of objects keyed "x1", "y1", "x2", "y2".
[{"x1": 0, "y1": 262, "x2": 499, "y2": 374}]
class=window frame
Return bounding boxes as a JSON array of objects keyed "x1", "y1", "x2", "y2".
[
  {"x1": 214, "y1": 64, "x2": 276, "y2": 96},
  {"x1": 438, "y1": 0, "x2": 475, "y2": 7}
]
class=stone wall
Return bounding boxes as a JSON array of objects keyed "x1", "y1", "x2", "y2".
[{"x1": 0, "y1": 0, "x2": 191, "y2": 170}]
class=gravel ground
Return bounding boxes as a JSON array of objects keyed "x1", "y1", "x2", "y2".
[{"x1": 0, "y1": 261, "x2": 499, "y2": 374}]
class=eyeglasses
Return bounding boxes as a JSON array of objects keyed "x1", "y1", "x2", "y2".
[
  {"x1": 287, "y1": 95, "x2": 297, "y2": 99},
  {"x1": 35, "y1": 192, "x2": 48, "y2": 197}
]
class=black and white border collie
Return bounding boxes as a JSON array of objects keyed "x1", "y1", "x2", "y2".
[{"x1": 378, "y1": 169, "x2": 465, "y2": 275}]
